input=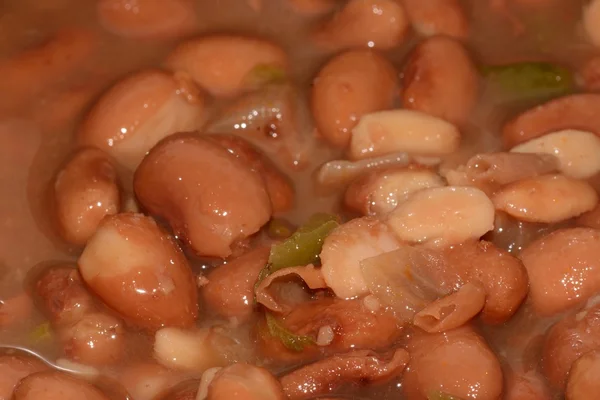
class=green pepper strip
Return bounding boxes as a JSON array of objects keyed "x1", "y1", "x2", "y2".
[{"x1": 265, "y1": 312, "x2": 315, "y2": 352}]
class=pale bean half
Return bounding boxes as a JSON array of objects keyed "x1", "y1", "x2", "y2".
[
  {"x1": 492, "y1": 174, "x2": 598, "y2": 224},
  {"x1": 77, "y1": 69, "x2": 205, "y2": 170},
  {"x1": 53, "y1": 148, "x2": 120, "y2": 246},
  {"x1": 344, "y1": 167, "x2": 445, "y2": 216},
  {"x1": 386, "y1": 186, "x2": 495, "y2": 246},
  {"x1": 311, "y1": 49, "x2": 399, "y2": 148},
  {"x1": 348, "y1": 109, "x2": 461, "y2": 160},
  {"x1": 153, "y1": 328, "x2": 227, "y2": 372},
  {"x1": 510, "y1": 129, "x2": 600, "y2": 179}
]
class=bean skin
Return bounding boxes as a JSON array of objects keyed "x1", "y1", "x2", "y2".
[
  {"x1": 134, "y1": 134, "x2": 271, "y2": 258},
  {"x1": 402, "y1": 326, "x2": 503, "y2": 400},
  {"x1": 520, "y1": 227, "x2": 600, "y2": 316},
  {"x1": 0, "y1": 355, "x2": 48, "y2": 400},
  {"x1": 502, "y1": 94, "x2": 600, "y2": 148},
  {"x1": 13, "y1": 371, "x2": 110, "y2": 400},
  {"x1": 53, "y1": 148, "x2": 121, "y2": 246},
  {"x1": 566, "y1": 350, "x2": 600, "y2": 400},
  {"x1": 311, "y1": 50, "x2": 399, "y2": 148},
  {"x1": 165, "y1": 35, "x2": 288, "y2": 98},
  {"x1": 78, "y1": 213, "x2": 199, "y2": 330},
  {"x1": 402, "y1": 36, "x2": 479, "y2": 126},
  {"x1": 202, "y1": 246, "x2": 270, "y2": 322},
  {"x1": 401, "y1": 0, "x2": 469, "y2": 39}
]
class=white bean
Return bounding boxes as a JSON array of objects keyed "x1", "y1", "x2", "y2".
[
  {"x1": 153, "y1": 328, "x2": 226, "y2": 372},
  {"x1": 349, "y1": 109, "x2": 461, "y2": 160}
]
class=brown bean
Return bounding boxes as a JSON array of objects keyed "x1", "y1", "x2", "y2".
[
  {"x1": 520, "y1": 228, "x2": 600, "y2": 316},
  {"x1": 202, "y1": 246, "x2": 269, "y2": 322},
  {"x1": 97, "y1": 0, "x2": 197, "y2": 39},
  {"x1": 579, "y1": 56, "x2": 600, "y2": 91},
  {"x1": 165, "y1": 35, "x2": 288, "y2": 98},
  {"x1": 53, "y1": 148, "x2": 121, "y2": 246},
  {"x1": 312, "y1": 0, "x2": 410, "y2": 50},
  {"x1": 209, "y1": 135, "x2": 295, "y2": 213},
  {"x1": 577, "y1": 204, "x2": 600, "y2": 229},
  {"x1": 0, "y1": 355, "x2": 48, "y2": 400},
  {"x1": 502, "y1": 94, "x2": 600, "y2": 148},
  {"x1": 78, "y1": 213, "x2": 199, "y2": 330},
  {"x1": 584, "y1": 0, "x2": 600, "y2": 48},
  {"x1": 207, "y1": 363, "x2": 284, "y2": 400},
  {"x1": 402, "y1": 326, "x2": 503, "y2": 400},
  {"x1": 311, "y1": 50, "x2": 399, "y2": 148},
  {"x1": 542, "y1": 304, "x2": 600, "y2": 389},
  {"x1": 77, "y1": 70, "x2": 205, "y2": 170},
  {"x1": 401, "y1": 0, "x2": 469, "y2": 39},
  {"x1": 285, "y1": 0, "x2": 337, "y2": 14},
  {"x1": 402, "y1": 36, "x2": 479, "y2": 126},
  {"x1": 118, "y1": 363, "x2": 182, "y2": 400},
  {"x1": 134, "y1": 134, "x2": 271, "y2": 258},
  {"x1": 566, "y1": 350, "x2": 600, "y2": 400},
  {"x1": 13, "y1": 371, "x2": 110, "y2": 400}
]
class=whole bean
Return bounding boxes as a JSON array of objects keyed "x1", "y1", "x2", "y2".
[
  {"x1": 285, "y1": 0, "x2": 336, "y2": 14},
  {"x1": 311, "y1": 50, "x2": 398, "y2": 148},
  {"x1": 566, "y1": 350, "x2": 600, "y2": 400},
  {"x1": 78, "y1": 213, "x2": 199, "y2": 330},
  {"x1": 206, "y1": 363, "x2": 284, "y2": 400},
  {"x1": 153, "y1": 328, "x2": 227, "y2": 372},
  {"x1": 53, "y1": 148, "x2": 120, "y2": 246},
  {"x1": 134, "y1": 134, "x2": 271, "y2": 258},
  {"x1": 0, "y1": 355, "x2": 48, "y2": 400},
  {"x1": 118, "y1": 363, "x2": 182, "y2": 400},
  {"x1": 13, "y1": 371, "x2": 110, "y2": 400}
]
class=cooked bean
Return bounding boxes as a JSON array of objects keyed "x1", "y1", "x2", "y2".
[
  {"x1": 348, "y1": 109, "x2": 461, "y2": 160},
  {"x1": 386, "y1": 186, "x2": 495, "y2": 247},
  {"x1": 53, "y1": 148, "x2": 121, "y2": 246},
  {"x1": 542, "y1": 304, "x2": 600, "y2": 389},
  {"x1": 504, "y1": 368, "x2": 552, "y2": 400},
  {"x1": 118, "y1": 363, "x2": 182, "y2": 400},
  {"x1": 153, "y1": 328, "x2": 227, "y2": 372},
  {"x1": 206, "y1": 363, "x2": 284, "y2": 400},
  {"x1": 584, "y1": 0, "x2": 600, "y2": 48},
  {"x1": 401, "y1": 0, "x2": 469, "y2": 39},
  {"x1": 77, "y1": 69, "x2": 204, "y2": 170},
  {"x1": 577, "y1": 204, "x2": 600, "y2": 229},
  {"x1": 492, "y1": 174, "x2": 598, "y2": 224},
  {"x1": 402, "y1": 36, "x2": 479, "y2": 126},
  {"x1": 579, "y1": 56, "x2": 600, "y2": 91},
  {"x1": 311, "y1": 50, "x2": 399, "y2": 148},
  {"x1": 281, "y1": 349, "x2": 409, "y2": 400},
  {"x1": 0, "y1": 355, "x2": 48, "y2": 400},
  {"x1": 97, "y1": 0, "x2": 197, "y2": 39},
  {"x1": 402, "y1": 326, "x2": 503, "y2": 400},
  {"x1": 502, "y1": 94, "x2": 600, "y2": 148},
  {"x1": 565, "y1": 350, "x2": 600, "y2": 400},
  {"x1": 78, "y1": 213, "x2": 199, "y2": 330},
  {"x1": 0, "y1": 291, "x2": 33, "y2": 329},
  {"x1": 209, "y1": 135, "x2": 295, "y2": 213},
  {"x1": 13, "y1": 371, "x2": 110, "y2": 400},
  {"x1": 520, "y1": 227, "x2": 600, "y2": 316},
  {"x1": 165, "y1": 36, "x2": 288, "y2": 97},
  {"x1": 202, "y1": 246, "x2": 269, "y2": 322},
  {"x1": 320, "y1": 217, "x2": 401, "y2": 299},
  {"x1": 344, "y1": 167, "x2": 445, "y2": 216},
  {"x1": 312, "y1": 0, "x2": 410, "y2": 50},
  {"x1": 285, "y1": 0, "x2": 336, "y2": 14},
  {"x1": 134, "y1": 134, "x2": 271, "y2": 258},
  {"x1": 510, "y1": 130, "x2": 600, "y2": 179}
]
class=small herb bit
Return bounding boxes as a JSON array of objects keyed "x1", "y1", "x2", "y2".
[
  {"x1": 245, "y1": 64, "x2": 287, "y2": 87},
  {"x1": 267, "y1": 218, "x2": 295, "y2": 239},
  {"x1": 29, "y1": 322, "x2": 53, "y2": 343},
  {"x1": 265, "y1": 312, "x2": 315, "y2": 352}
]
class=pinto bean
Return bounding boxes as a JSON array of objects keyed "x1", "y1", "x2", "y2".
[
  {"x1": 202, "y1": 246, "x2": 269, "y2": 322},
  {"x1": 386, "y1": 186, "x2": 495, "y2": 247},
  {"x1": 510, "y1": 130, "x2": 600, "y2": 179},
  {"x1": 53, "y1": 148, "x2": 121, "y2": 246},
  {"x1": 77, "y1": 69, "x2": 204, "y2": 170},
  {"x1": 285, "y1": 0, "x2": 337, "y2": 15},
  {"x1": 153, "y1": 328, "x2": 228, "y2": 372},
  {"x1": 584, "y1": 0, "x2": 600, "y2": 48},
  {"x1": 344, "y1": 167, "x2": 445, "y2": 216},
  {"x1": 492, "y1": 174, "x2": 598, "y2": 224},
  {"x1": 401, "y1": 0, "x2": 469, "y2": 39},
  {"x1": 78, "y1": 213, "x2": 199, "y2": 330},
  {"x1": 349, "y1": 109, "x2": 461, "y2": 160},
  {"x1": 165, "y1": 35, "x2": 288, "y2": 98},
  {"x1": 402, "y1": 36, "x2": 479, "y2": 126},
  {"x1": 118, "y1": 363, "x2": 182, "y2": 400},
  {"x1": 542, "y1": 304, "x2": 600, "y2": 389},
  {"x1": 0, "y1": 355, "x2": 48, "y2": 400},
  {"x1": 520, "y1": 227, "x2": 600, "y2": 316},
  {"x1": 311, "y1": 50, "x2": 399, "y2": 148},
  {"x1": 209, "y1": 135, "x2": 295, "y2": 213},
  {"x1": 204, "y1": 364, "x2": 283, "y2": 400},
  {"x1": 502, "y1": 94, "x2": 600, "y2": 148},
  {"x1": 320, "y1": 217, "x2": 401, "y2": 299},
  {"x1": 133, "y1": 134, "x2": 271, "y2": 258},
  {"x1": 97, "y1": 0, "x2": 197, "y2": 39},
  {"x1": 13, "y1": 371, "x2": 110, "y2": 400},
  {"x1": 312, "y1": 0, "x2": 410, "y2": 50},
  {"x1": 281, "y1": 349, "x2": 409, "y2": 400},
  {"x1": 402, "y1": 326, "x2": 503, "y2": 400},
  {"x1": 566, "y1": 350, "x2": 600, "y2": 400}
]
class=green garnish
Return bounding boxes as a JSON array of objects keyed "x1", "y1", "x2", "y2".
[
  {"x1": 29, "y1": 322, "x2": 53, "y2": 343},
  {"x1": 265, "y1": 312, "x2": 315, "y2": 352},
  {"x1": 428, "y1": 392, "x2": 465, "y2": 400},
  {"x1": 267, "y1": 218, "x2": 295, "y2": 239},
  {"x1": 245, "y1": 64, "x2": 287, "y2": 87},
  {"x1": 481, "y1": 62, "x2": 574, "y2": 100}
]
